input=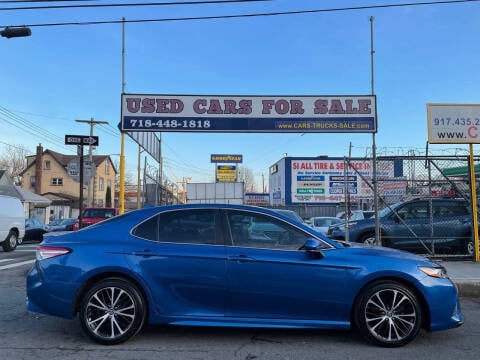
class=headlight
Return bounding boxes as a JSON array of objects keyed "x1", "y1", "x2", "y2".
[{"x1": 418, "y1": 266, "x2": 448, "y2": 279}]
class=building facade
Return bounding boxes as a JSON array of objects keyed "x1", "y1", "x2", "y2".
[{"x1": 21, "y1": 144, "x2": 117, "y2": 219}]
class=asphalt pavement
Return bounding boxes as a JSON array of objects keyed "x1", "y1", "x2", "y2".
[{"x1": 437, "y1": 260, "x2": 480, "y2": 298}]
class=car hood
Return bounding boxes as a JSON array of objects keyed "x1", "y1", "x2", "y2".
[{"x1": 342, "y1": 242, "x2": 434, "y2": 264}]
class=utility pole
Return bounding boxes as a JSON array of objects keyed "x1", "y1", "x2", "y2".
[
  {"x1": 76, "y1": 118, "x2": 109, "y2": 207},
  {"x1": 370, "y1": 16, "x2": 381, "y2": 246}
]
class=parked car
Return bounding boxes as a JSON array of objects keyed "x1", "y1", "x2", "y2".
[
  {"x1": 273, "y1": 209, "x2": 305, "y2": 223},
  {"x1": 336, "y1": 210, "x2": 374, "y2": 221},
  {"x1": 47, "y1": 219, "x2": 62, "y2": 229},
  {"x1": 27, "y1": 204, "x2": 463, "y2": 347},
  {"x1": 72, "y1": 207, "x2": 118, "y2": 230},
  {"x1": 48, "y1": 218, "x2": 77, "y2": 232},
  {"x1": 0, "y1": 195, "x2": 25, "y2": 252},
  {"x1": 308, "y1": 216, "x2": 343, "y2": 235},
  {"x1": 328, "y1": 198, "x2": 474, "y2": 255},
  {"x1": 24, "y1": 218, "x2": 48, "y2": 242}
]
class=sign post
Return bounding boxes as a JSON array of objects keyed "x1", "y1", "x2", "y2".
[
  {"x1": 79, "y1": 146, "x2": 84, "y2": 229},
  {"x1": 65, "y1": 135, "x2": 100, "y2": 229}
]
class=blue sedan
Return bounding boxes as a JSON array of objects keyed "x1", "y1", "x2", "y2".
[{"x1": 26, "y1": 204, "x2": 463, "y2": 347}]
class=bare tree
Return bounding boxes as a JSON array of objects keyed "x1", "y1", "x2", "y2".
[
  {"x1": 238, "y1": 165, "x2": 257, "y2": 192},
  {"x1": 112, "y1": 158, "x2": 136, "y2": 188},
  {"x1": 0, "y1": 144, "x2": 31, "y2": 185}
]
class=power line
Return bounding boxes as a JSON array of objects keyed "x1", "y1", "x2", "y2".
[
  {"x1": 98, "y1": 123, "x2": 120, "y2": 137},
  {"x1": 0, "y1": 0, "x2": 270, "y2": 11},
  {"x1": 0, "y1": 115, "x2": 74, "y2": 152},
  {"x1": 0, "y1": 106, "x2": 64, "y2": 142},
  {"x1": 3, "y1": 0, "x2": 478, "y2": 28},
  {"x1": 0, "y1": 139, "x2": 31, "y2": 151},
  {"x1": 0, "y1": 105, "x2": 75, "y2": 152}
]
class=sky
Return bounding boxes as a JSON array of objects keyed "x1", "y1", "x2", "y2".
[{"x1": 1, "y1": 0, "x2": 480, "y2": 190}]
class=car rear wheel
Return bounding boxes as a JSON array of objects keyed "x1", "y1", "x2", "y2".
[
  {"x1": 1, "y1": 230, "x2": 18, "y2": 252},
  {"x1": 354, "y1": 281, "x2": 422, "y2": 347},
  {"x1": 79, "y1": 278, "x2": 147, "y2": 345}
]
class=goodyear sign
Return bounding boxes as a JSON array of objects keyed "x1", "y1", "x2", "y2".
[
  {"x1": 211, "y1": 154, "x2": 243, "y2": 163},
  {"x1": 216, "y1": 165, "x2": 237, "y2": 182}
]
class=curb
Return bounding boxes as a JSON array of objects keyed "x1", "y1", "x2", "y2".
[{"x1": 454, "y1": 281, "x2": 480, "y2": 298}]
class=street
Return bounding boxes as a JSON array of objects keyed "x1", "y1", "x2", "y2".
[{"x1": 1, "y1": 243, "x2": 479, "y2": 360}]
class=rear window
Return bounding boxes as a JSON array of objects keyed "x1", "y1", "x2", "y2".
[{"x1": 83, "y1": 209, "x2": 116, "y2": 218}]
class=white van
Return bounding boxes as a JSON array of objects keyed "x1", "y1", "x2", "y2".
[{"x1": 0, "y1": 195, "x2": 25, "y2": 252}]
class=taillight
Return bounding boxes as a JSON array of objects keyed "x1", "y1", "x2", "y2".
[{"x1": 36, "y1": 246, "x2": 71, "y2": 260}]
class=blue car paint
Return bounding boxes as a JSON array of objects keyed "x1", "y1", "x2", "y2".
[{"x1": 26, "y1": 204, "x2": 463, "y2": 336}]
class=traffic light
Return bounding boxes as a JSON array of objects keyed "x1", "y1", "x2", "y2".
[{"x1": 1, "y1": 27, "x2": 32, "y2": 39}]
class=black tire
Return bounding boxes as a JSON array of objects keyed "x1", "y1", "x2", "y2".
[
  {"x1": 359, "y1": 232, "x2": 377, "y2": 246},
  {"x1": 79, "y1": 278, "x2": 147, "y2": 345},
  {"x1": 354, "y1": 281, "x2": 422, "y2": 347},
  {"x1": 2, "y1": 230, "x2": 18, "y2": 252},
  {"x1": 464, "y1": 236, "x2": 474, "y2": 256}
]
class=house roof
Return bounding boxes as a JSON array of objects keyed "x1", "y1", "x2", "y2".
[
  {"x1": 16, "y1": 187, "x2": 52, "y2": 207},
  {"x1": 42, "y1": 192, "x2": 79, "y2": 206},
  {"x1": 0, "y1": 185, "x2": 51, "y2": 207},
  {"x1": 45, "y1": 149, "x2": 115, "y2": 169},
  {"x1": 21, "y1": 149, "x2": 118, "y2": 175}
]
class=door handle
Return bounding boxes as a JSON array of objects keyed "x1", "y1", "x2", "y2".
[
  {"x1": 228, "y1": 254, "x2": 255, "y2": 263},
  {"x1": 131, "y1": 249, "x2": 153, "y2": 257}
]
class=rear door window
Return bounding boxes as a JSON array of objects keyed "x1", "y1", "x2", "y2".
[{"x1": 133, "y1": 209, "x2": 217, "y2": 245}]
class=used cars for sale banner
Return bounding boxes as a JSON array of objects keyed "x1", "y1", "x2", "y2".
[{"x1": 121, "y1": 94, "x2": 377, "y2": 133}]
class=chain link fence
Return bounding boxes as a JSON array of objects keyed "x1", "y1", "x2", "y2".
[
  {"x1": 340, "y1": 155, "x2": 479, "y2": 258},
  {"x1": 143, "y1": 159, "x2": 181, "y2": 206}
]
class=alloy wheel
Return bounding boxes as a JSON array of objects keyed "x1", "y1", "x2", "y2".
[
  {"x1": 364, "y1": 288, "x2": 417, "y2": 343},
  {"x1": 9, "y1": 233, "x2": 18, "y2": 248},
  {"x1": 85, "y1": 286, "x2": 136, "y2": 341}
]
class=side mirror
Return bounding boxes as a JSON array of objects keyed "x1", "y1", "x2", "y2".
[
  {"x1": 303, "y1": 238, "x2": 320, "y2": 251},
  {"x1": 301, "y1": 238, "x2": 324, "y2": 258}
]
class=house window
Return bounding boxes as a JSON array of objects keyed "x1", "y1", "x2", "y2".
[
  {"x1": 107, "y1": 180, "x2": 112, "y2": 190},
  {"x1": 105, "y1": 161, "x2": 110, "y2": 175},
  {"x1": 98, "y1": 177, "x2": 104, "y2": 191},
  {"x1": 44, "y1": 160, "x2": 51, "y2": 170},
  {"x1": 30, "y1": 176, "x2": 35, "y2": 188},
  {"x1": 51, "y1": 178, "x2": 63, "y2": 186}
]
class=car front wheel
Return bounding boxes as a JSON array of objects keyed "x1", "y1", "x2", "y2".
[
  {"x1": 1, "y1": 230, "x2": 18, "y2": 252},
  {"x1": 79, "y1": 278, "x2": 147, "y2": 345},
  {"x1": 354, "y1": 281, "x2": 422, "y2": 347},
  {"x1": 464, "y1": 236, "x2": 474, "y2": 256}
]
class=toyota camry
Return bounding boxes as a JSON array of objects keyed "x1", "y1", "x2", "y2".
[{"x1": 26, "y1": 204, "x2": 463, "y2": 347}]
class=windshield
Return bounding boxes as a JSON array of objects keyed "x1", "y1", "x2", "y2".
[
  {"x1": 378, "y1": 203, "x2": 402, "y2": 218},
  {"x1": 314, "y1": 218, "x2": 341, "y2": 227},
  {"x1": 83, "y1": 209, "x2": 116, "y2": 218}
]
